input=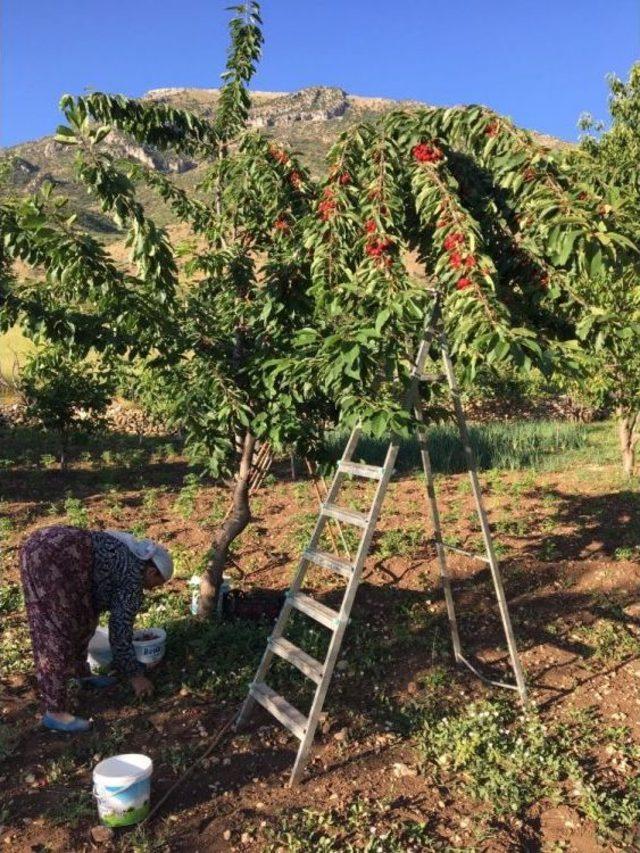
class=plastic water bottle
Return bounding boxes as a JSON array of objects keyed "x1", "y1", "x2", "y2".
[
  {"x1": 188, "y1": 575, "x2": 201, "y2": 615},
  {"x1": 216, "y1": 576, "x2": 231, "y2": 617}
]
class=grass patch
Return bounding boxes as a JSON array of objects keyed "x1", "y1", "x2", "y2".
[
  {"x1": 412, "y1": 697, "x2": 640, "y2": 837},
  {"x1": 265, "y1": 797, "x2": 435, "y2": 852},
  {"x1": 323, "y1": 421, "x2": 615, "y2": 475}
]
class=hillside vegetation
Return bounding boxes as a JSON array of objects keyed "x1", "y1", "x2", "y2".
[{"x1": 1, "y1": 86, "x2": 565, "y2": 238}]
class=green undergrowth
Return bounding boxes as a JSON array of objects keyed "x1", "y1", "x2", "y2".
[
  {"x1": 265, "y1": 797, "x2": 437, "y2": 852},
  {"x1": 322, "y1": 420, "x2": 616, "y2": 474},
  {"x1": 408, "y1": 696, "x2": 640, "y2": 840}
]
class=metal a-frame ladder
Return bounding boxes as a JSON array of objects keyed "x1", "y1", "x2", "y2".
[{"x1": 236, "y1": 291, "x2": 527, "y2": 785}]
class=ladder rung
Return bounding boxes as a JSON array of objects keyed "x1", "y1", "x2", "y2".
[
  {"x1": 322, "y1": 503, "x2": 369, "y2": 528},
  {"x1": 441, "y1": 542, "x2": 490, "y2": 563},
  {"x1": 338, "y1": 461, "x2": 384, "y2": 480},
  {"x1": 249, "y1": 682, "x2": 307, "y2": 739},
  {"x1": 269, "y1": 636, "x2": 324, "y2": 684},
  {"x1": 289, "y1": 591, "x2": 342, "y2": 630},
  {"x1": 421, "y1": 372, "x2": 445, "y2": 383},
  {"x1": 303, "y1": 549, "x2": 354, "y2": 578}
]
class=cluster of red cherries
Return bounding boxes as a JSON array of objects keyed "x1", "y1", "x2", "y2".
[
  {"x1": 364, "y1": 219, "x2": 394, "y2": 267},
  {"x1": 441, "y1": 230, "x2": 476, "y2": 291}
]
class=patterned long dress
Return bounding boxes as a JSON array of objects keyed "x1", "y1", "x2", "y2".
[{"x1": 20, "y1": 525, "x2": 146, "y2": 713}]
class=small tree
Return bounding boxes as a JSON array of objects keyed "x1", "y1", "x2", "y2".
[
  {"x1": 569, "y1": 63, "x2": 640, "y2": 476},
  {"x1": 19, "y1": 344, "x2": 116, "y2": 468},
  {"x1": 4, "y1": 3, "x2": 329, "y2": 615}
]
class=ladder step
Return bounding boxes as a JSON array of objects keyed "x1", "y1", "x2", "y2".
[
  {"x1": 303, "y1": 549, "x2": 354, "y2": 578},
  {"x1": 338, "y1": 461, "x2": 385, "y2": 480},
  {"x1": 289, "y1": 591, "x2": 342, "y2": 630},
  {"x1": 269, "y1": 636, "x2": 324, "y2": 684},
  {"x1": 322, "y1": 503, "x2": 369, "y2": 528},
  {"x1": 249, "y1": 682, "x2": 307, "y2": 739}
]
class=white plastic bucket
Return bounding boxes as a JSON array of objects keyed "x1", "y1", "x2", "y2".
[
  {"x1": 87, "y1": 626, "x2": 166, "y2": 671},
  {"x1": 132, "y1": 627, "x2": 166, "y2": 668},
  {"x1": 87, "y1": 626, "x2": 112, "y2": 672},
  {"x1": 93, "y1": 753, "x2": 153, "y2": 827}
]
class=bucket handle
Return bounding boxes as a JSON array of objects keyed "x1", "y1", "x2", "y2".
[{"x1": 93, "y1": 779, "x2": 137, "y2": 799}]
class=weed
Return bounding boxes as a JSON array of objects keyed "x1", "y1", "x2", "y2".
[
  {"x1": 64, "y1": 495, "x2": 89, "y2": 528},
  {"x1": 46, "y1": 789, "x2": 93, "y2": 827},
  {"x1": 289, "y1": 511, "x2": 318, "y2": 552},
  {"x1": 614, "y1": 545, "x2": 640, "y2": 561},
  {"x1": 0, "y1": 583, "x2": 22, "y2": 613},
  {"x1": 539, "y1": 539, "x2": 560, "y2": 561},
  {"x1": 0, "y1": 724, "x2": 19, "y2": 764},
  {"x1": 415, "y1": 696, "x2": 640, "y2": 836},
  {"x1": 377, "y1": 525, "x2": 425, "y2": 559},
  {"x1": 40, "y1": 454, "x2": 57, "y2": 469},
  {"x1": 174, "y1": 473, "x2": 200, "y2": 520},
  {"x1": 142, "y1": 487, "x2": 162, "y2": 516},
  {"x1": 0, "y1": 621, "x2": 32, "y2": 675},
  {"x1": 104, "y1": 488, "x2": 124, "y2": 519},
  {"x1": 130, "y1": 520, "x2": 148, "y2": 538},
  {"x1": 494, "y1": 517, "x2": 529, "y2": 537},
  {"x1": 45, "y1": 751, "x2": 78, "y2": 784},
  {"x1": 158, "y1": 742, "x2": 200, "y2": 775},
  {"x1": 265, "y1": 797, "x2": 436, "y2": 852},
  {"x1": 575, "y1": 619, "x2": 640, "y2": 665},
  {"x1": 0, "y1": 515, "x2": 12, "y2": 543}
]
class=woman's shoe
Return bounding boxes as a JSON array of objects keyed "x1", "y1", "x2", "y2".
[
  {"x1": 79, "y1": 675, "x2": 118, "y2": 689},
  {"x1": 42, "y1": 712, "x2": 92, "y2": 733}
]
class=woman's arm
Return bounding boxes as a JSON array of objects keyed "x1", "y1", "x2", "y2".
[{"x1": 108, "y1": 589, "x2": 145, "y2": 678}]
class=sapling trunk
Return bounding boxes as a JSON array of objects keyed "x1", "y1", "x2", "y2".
[
  {"x1": 617, "y1": 407, "x2": 638, "y2": 478},
  {"x1": 59, "y1": 429, "x2": 68, "y2": 471},
  {"x1": 198, "y1": 430, "x2": 256, "y2": 617}
]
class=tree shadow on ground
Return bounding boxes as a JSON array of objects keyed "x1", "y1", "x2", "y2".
[
  {"x1": 7, "y1": 561, "x2": 640, "y2": 836},
  {"x1": 519, "y1": 486, "x2": 640, "y2": 561}
]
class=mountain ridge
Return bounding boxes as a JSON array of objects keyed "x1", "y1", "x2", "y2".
[{"x1": 1, "y1": 86, "x2": 566, "y2": 239}]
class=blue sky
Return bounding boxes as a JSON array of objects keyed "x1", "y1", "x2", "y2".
[{"x1": 2, "y1": 0, "x2": 639, "y2": 148}]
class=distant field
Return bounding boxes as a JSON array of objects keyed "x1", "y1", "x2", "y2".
[{"x1": 0, "y1": 326, "x2": 32, "y2": 397}]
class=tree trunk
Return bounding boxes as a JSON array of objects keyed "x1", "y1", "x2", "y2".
[
  {"x1": 59, "y1": 430, "x2": 68, "y2": 471},
  {"x1": 198, "y1": 430, "x2": 256, "y2": 617},
  {"x1": 617, "y1": 408, "x2": 638, "y2": 478}
]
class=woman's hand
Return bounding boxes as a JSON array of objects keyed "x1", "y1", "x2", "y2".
[{"x1": 130, "y1": 674, "x2": 154, "y2": 699}]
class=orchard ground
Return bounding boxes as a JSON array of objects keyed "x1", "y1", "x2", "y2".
[{"x1": 2, "y1": 420, "x2": 640, "y2": 851}]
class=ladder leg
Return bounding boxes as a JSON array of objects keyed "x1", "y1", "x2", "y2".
[
  {"x1": 237, "y1": 426, "x2": 365, "y2": 732},
  {"x1": 439, "y1": 333, "x2": 527, "y2": 703},
  {"x1": 414, "y1": 404, "x2": 462, "y2": 661},
  {"x1": 290, "y1": 439, "x2": 400, "y2": 784}
]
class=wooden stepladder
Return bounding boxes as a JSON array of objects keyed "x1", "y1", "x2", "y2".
[{"x1": 236, "y1": 291, "x2": 527, "y2": 785}]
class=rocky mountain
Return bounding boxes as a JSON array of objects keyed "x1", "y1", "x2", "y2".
[{"x1": 1, "y1": 86, "x2": 563, "y2": 239}]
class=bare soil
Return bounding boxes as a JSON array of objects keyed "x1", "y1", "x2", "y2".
[{"x1": 2, "y1": 432, "x2": 640, "y2": 851}]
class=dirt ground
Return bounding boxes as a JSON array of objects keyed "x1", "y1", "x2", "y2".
[{"x1": 2, "y1": 425, "x2": 640, "y2": 851}]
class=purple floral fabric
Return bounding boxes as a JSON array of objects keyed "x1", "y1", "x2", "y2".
[{"x1": 20, "y1": 525, "x2": 97, "y2": 712}]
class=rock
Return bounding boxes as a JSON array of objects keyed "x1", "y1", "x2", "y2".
[
  {"x1": 392, "y1": 762, "x2": 417, "y2": 778},
  {"x1": 223, "y1": 829, "x2": 231, "y2": 841},
  {"x1": 333, "y1": 727, "x2": 348, "y2": 743},
  {"x1": 90, "y1": 825, "x2": 114, "y2": 845},
  {"x1": 149, "y1": 713, "x2": 166, "y2": 732},
  {"x1": 240, "y1": 832, "x2": 251, "y2": 845}
]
